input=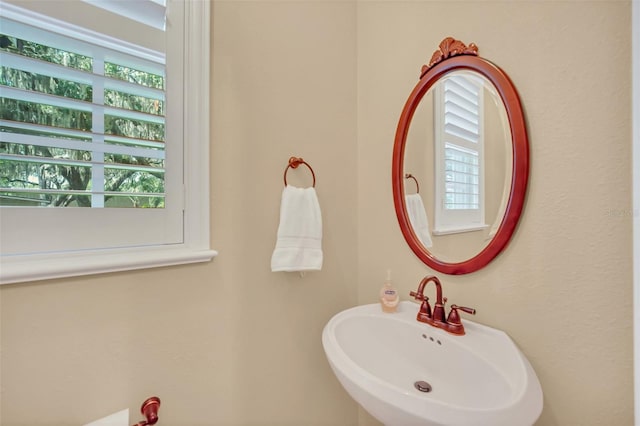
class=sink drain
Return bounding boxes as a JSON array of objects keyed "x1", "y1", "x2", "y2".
[{"x1": 414, "y1": 381, "x2": 432, "y2": 393}]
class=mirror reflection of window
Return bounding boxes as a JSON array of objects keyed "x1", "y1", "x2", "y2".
[{"x1": 433, "y1": 73, "x2": 487, "y2": 235}]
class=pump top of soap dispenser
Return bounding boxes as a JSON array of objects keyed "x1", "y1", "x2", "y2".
[{"x1": 380, "y1": 269, "x2": 399, "y2": 313}]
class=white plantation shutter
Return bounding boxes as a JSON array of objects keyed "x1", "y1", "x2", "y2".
[
  {"x1": 0, "y1": 0, "x2": 216, "y2": 283},
  {"x1": 0, "y1": 9, "x2": 167, "y2": 209},
  {"x1": 434, "y1": 73, "x2": 485, "y2": 234},
  {"x1": 443, "y1": 76, "x2": 480, "y2": 144}
]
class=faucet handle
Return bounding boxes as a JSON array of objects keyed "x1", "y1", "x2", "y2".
[
  {"x1": 411, "y1": 295, "x2": 431, "y2": 318},
  {"x1": 409, "y1": 290, "x2": 424, "y2": 301},
  {"x1": 452, "y1": 305, "x2": 476, "y2": 315},
  {"x1": 447, "y1": 304, "x2": 476, "y2": 326}
]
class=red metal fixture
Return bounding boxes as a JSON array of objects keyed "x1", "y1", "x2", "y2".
[
  {"x1": 404, "y1": 173, "x2": 420, "y2": 194},
  {"x1": 283, "y1": 156, "x2": 316, "y2": 187},
  {"x1": 409, "y1": 276, "x2": 475, "y2": 335},
  {"x1": 132, "y1": 397, "x2": 160, "y2": 426}
]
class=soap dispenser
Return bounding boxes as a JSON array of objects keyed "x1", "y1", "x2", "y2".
[{"x1": 379, "y1": 269, "x2": 399, "y2": 313}]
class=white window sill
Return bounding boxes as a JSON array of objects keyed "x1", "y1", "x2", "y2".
[
  {"x1": 0, "y1": 246, "x2": 218, "y2": 285},
  {"x1": 432, "y1": 224, "x2": 488, "y2": 236}
]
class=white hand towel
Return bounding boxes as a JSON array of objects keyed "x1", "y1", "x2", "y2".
[
  {"x1": 271, "y1": 185, "x2": 323, "y2": 272},
  {"x1": 405, "y1": 193, "x2": 433, "y2": 248}
]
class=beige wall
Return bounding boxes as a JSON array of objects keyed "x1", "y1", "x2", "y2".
[
  {"x1": 0, "y1": 1, "x2": 633, "y2": 426},
  {"x1": 0, "y1": 1, "x2": 358, "y2": 425},
  {"x1": 357, "y1": 1, "x2": 632, "y2": 425}
]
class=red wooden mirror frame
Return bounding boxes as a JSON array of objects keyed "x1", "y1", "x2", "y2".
[{"x1": 392, "y1": 38, "x2": 529, "y2": 275}]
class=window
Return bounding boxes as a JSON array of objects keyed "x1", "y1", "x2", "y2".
[
  {"x1": 0, "y1": 11, "x2": 167, "y2": 210},
  {"x1": 433, "y1": 72, "x2": 486, "y2": 234},
  {"x1": 0, "y1": 0, "x2": 216, "y2": 284}
]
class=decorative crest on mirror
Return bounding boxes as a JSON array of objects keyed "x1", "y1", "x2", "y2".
[{"x1": 421, "y1": 37, "x2": 479, "y2": 77}]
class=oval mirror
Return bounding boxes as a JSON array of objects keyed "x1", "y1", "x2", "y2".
[{"x1": 392, "y1": 38, "x2": 529, "y2": 274}]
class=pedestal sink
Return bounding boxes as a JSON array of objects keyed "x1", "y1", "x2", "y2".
[{"x1": 322, "y1": 301, "x2": 542, "y2": 426}]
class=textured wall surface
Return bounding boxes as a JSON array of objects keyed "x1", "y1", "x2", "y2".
[
  {"x1": 0, "y1": 1, "x2": 633, "y2": 426},
  {"x1": 0, "y1": 2, "x2": 359, "y2": 425},
  {"x1": 356, "y1": 1, "x2": 632, "y2": 425}
]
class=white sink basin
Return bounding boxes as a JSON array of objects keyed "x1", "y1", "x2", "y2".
[{"x1": 322, "y1": 301, "x2": 542, "y2": 426}]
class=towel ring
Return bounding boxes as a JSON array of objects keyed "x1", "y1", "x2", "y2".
[
  {"x1": 405, "y1": 173, "x2": 419, "y2": 193},
  {"x1": 283, "y1": 156, "x2": 316, "y2": 187}
]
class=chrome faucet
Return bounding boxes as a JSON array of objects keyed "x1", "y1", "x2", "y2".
[{"x1": 409, "y1": 275, "x2": 476, "y2": 336}]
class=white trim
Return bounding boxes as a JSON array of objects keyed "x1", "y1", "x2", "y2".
[
  {"x1": 0, "y1": 246, "x2": 217, "y2": 284},
  {"x1": 182, "y1": 0, "x2": 212, "y2": 251},
  {"x1": 633, "y1": 0, "x2": 640, "y2": 422},
  {"x1": 432, "y1": 224, "x2": 488, "y2": 236}
]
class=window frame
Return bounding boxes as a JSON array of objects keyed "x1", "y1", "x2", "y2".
[
  {"x1": 432, "y1": 72, "x2": 487, "y2": 235},
  {"x1": 0, "y1": 0, "x2": 216, "y2": 284}
]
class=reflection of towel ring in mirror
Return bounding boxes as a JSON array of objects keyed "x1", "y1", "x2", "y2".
[
  {"x1": 404, "y1": 173, "x2": 419, "y2": 193},
  {"x1": 284, "y1": 156, "x2": 316, "y2": 187}
]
